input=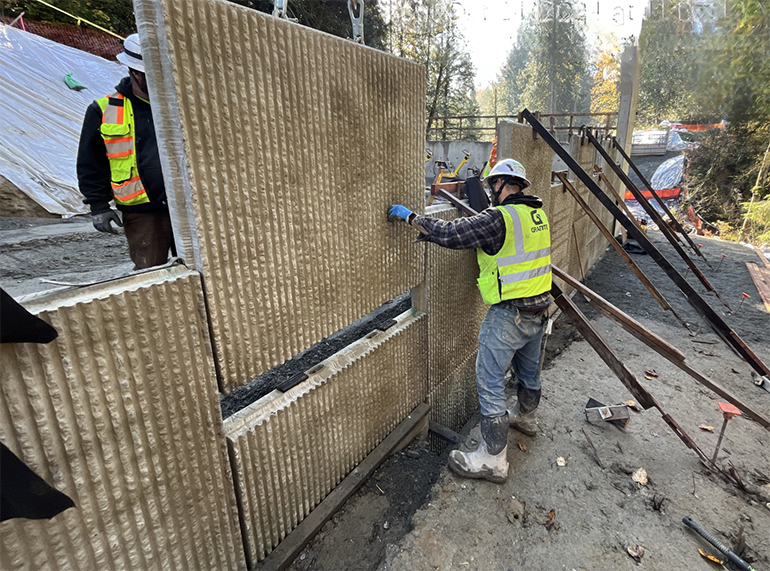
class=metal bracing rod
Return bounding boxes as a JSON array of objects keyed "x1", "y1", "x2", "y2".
[
  {"x1": 585, "y1": 128, "x2": 731, "y2": 310},
  {"x1": 612, "y1": 138, "x2": 712, "y2": 267},
  {"x1": 553, "y1": 171, "x2": 691, "y2": 330},
  {"x1": 551, "y1": 281, "x2": 712, "y2": 466},
  {"x1": 554, "y1": 266, "x2": 770, "y2": 431},
  {"x1": 521, "y1": 109, "x2": 770, "y2": 378}
]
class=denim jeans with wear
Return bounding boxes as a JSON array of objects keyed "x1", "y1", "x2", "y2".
[{"x1": 475, "y1": 302, "x2": 546, "y2": 418}]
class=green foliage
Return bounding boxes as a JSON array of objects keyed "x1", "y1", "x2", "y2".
[
  {"x1": 743, "y1": 199, "x2": 770, "y2": 244},
  {"x1": 493, "y1": 2, "x2": 590, "y2": 115},
  {"x1": 702, "y1": 0, "x2": 770, "y2": 122},
  {"x1": 386, "y1": 0, "x2": 479, "y2": 136},
  {"x1": 590, "y1": 37, "x2": 620, "y2": 114},
  {"x1": 687, "y1": 121, "x2": 770, "y2": 227},
  {"x1": 1, "y1": 0, "x2": 388, "y2": 48},
  {"x1": 0, "y1": 0, "x2": 135, "y2": 35},
  {"x1": 228, "y1": 0, "x2": 387, "y2": 50},
  {"x1": 637, "y1": 2, "x2": 718, "y2": 126}
]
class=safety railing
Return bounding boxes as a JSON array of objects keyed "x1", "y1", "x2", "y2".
[{"x1": 426, "y1": 112, "x2": 618, "y2": 142}]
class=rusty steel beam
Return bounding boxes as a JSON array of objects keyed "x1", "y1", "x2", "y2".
[
  {"x1": 585, "y1": 129, "x2": 731, "y2": 310},
  {"x1": 553, "y1": 171, "x2": 689, "y2": 329},
  {"x1": 552, "y1": 280, "x2": 712, "y2": 465},
  {"x1": 612, "y1": 138, "x2": 712, "y2": 268},
  {"x1": 521, "y1": 109, "x2": 770, "y2": 378},
  {"x1": 554, "y1": 266, "x2": 770, "y2": 431}
]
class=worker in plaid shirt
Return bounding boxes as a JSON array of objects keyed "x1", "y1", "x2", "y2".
[{"x1": 389, "y1": 158, "x2": 552, "y2": 484}]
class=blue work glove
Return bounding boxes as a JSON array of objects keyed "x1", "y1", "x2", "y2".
[
  {"x1": 388, "y1": 204, "x2": 416, "y2": 224},
  {"x1": 92, "y1": 209, "x2": 123, "y2": 234}
]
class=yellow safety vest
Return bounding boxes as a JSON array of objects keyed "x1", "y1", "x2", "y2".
[
  {"x1": 476, "y1": 204, "x2": 552, "y2": 305},
  {"x1": 96, "y1": 92, "x2": 150, "y2": 206}
]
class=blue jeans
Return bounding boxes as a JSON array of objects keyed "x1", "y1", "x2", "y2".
[{"x1": 475, "y1": 303, "x2": 546, "y2": 418}]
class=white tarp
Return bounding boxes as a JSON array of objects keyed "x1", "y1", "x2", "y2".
[
  {"x1": 651, "y1": 154, "x2": 686, "y2": 190},
  {"x1": 0, "y1": 25, "x2": 125, "y2": 216}
]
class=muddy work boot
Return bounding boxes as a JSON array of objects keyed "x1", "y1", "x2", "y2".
[
  {"x1": 448, "y1": 414, "x2": 509, "y2": 484},
  {"x1": 508, "y1": 387, "x2": 540, "y2": 437}
]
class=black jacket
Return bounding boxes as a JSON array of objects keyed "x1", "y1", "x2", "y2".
[{"x1": 76, "y1": 76, "x2": 167, "y2": 214}]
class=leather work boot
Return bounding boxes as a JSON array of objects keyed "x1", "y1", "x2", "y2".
[
  {"x1": 448, "y1": 414, "x2": 509, "y2": 484},
  {"x1": 508, "y1": 386, "x2": 541, "y2": 436}
]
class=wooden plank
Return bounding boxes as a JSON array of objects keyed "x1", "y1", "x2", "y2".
[
  {"x1": 756, "y1": 249, "x2": 770, "y2": 269},
  {"x1": 747, "y1": 262, "x2": 770, "y2": 313},
  {"x1": 257, "y1": 402, "x2": 431, "y2": 571}
]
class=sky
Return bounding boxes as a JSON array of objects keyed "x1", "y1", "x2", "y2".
[{"x1": 453, "y1": 0, "x2": 646, "y2": 89}]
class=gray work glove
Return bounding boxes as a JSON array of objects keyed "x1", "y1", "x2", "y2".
[{"x1": 91, "y1": 210, "x2": 123, "y2": 234}]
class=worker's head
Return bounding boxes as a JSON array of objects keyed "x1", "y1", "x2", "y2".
[
  {"x1": 483, "y1": 159, "x2": 531, "y2": 205},
  {"x1": 116, "y1": 33, "x2": 147, "y2": 95}
]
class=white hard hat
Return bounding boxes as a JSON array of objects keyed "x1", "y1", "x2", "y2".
[
  {"x1": 484, "y1": 158, "x2": 531, "y2": 189},
  {"x1": 116, "y1": 33, "x2": 144, "y2": 73}
]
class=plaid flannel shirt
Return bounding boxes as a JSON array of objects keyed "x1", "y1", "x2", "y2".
[{"x1": 413, "y1": 206, "x2": 552, "y2": 312}]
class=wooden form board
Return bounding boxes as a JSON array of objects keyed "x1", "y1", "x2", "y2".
[{"x1": 747, "y1": 262, "x2": 770, "y2": 313}]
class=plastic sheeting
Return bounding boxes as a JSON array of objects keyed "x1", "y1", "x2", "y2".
[
  {"x1": 0, "y1": 25, "x2": 126, "y2": 216},
  {"x1": 667, "y1": 131, "x2": 692, "y2": 151},
  {"x1": 651, "y1": 154, "x2": 686, "y2": 190}
]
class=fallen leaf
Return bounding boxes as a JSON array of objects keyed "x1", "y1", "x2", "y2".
[
  {"x1": 623, "y1": 400, "x2": 642, "y2": 412},
  {"x1": 544, "y1": 509, "x2": 556, "y2": 530},
  {"x1": 694, "y1": 348, "x2": 717, "y2": 357},
  {"x1": 644, "y1": 369, "x2": 659, "y2": 378},
  {"x1": 556, "y1": 456, "x2": 567, "y2": 467},
  {"x1": 518, "y1": 442, "x2": 527, "y2": 452},
  {"x1": 698, "y1": 424, "x2": 714, "y2": 432},
  {"x1": 632, "y1": 467, "x2": 648, "y2": 486},
  {"x1": 627, "y1": 544, "x2": 644, "y2": 561},
  {"x1": 698, "y1": 548, "x2": 723, "y2": 564},
  {"x1": 625, "y1": 292, "x2": 632, "y2": 297},
  {"x1": 644, "y1": 375, "x2": 653, "y2": 380}
]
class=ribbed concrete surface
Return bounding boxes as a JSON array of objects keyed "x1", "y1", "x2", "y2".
[
  {"x1": 427, "y1": 350, "x2": 479, "y2": 446},
  {"x1": 135, "y1": 0, "x2": 426, "y2": 391},
  {"x1": 0, "y1": 268, "x2": 245, "y2": 571},
  {"x1": 223, "y1": 311, "x2": 426, "y2": 565},
  {"x1": 425, "y1": 206, "x2": 487, "y2": 433}
]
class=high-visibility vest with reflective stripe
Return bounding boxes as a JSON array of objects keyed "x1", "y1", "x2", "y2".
[
  {"x1": 476, "y1": 204, "x2": 552, "y2": 305},
  {"x1": 96, "y1": 92, "x2": 150, "y2": 206}
]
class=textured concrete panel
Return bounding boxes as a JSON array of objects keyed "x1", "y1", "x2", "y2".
[
  {"x1": 135, "y1": 0, "x2": 426, "y2": 391},
  {"x1": 223, "y1": 311, "x2": 426, "y2": 565},
  {"x1": 0, "y1": 268, "x2": 245, "y2": 571},
  {"x1": 425, "y1": 206, "x2": 488, "y2": 390},
  {"x1": 427, "y1": 350, "x2": 478, "y2": 446}
]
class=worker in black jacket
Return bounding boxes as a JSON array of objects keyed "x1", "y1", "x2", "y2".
[{"x1": 76, "y1": 33, "x2": 174, "y2": 270}]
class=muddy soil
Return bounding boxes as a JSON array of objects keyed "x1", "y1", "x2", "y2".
[
  {"x1": 0, "y1": 216, "x2": 132, "y2": 298},
  {"x1": 292, "y1": 232, "x2": 770, "y2": 571}
]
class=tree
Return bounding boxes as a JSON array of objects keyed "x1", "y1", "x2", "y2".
[
  {"x1": 637, "y1": 0, "x2": 721, "y2": 126},
  {"x1": 0, "y1": 0, "x2": 387, "y2": 48},
  {"x1": 702, "y1": 0, "x2": 770, "y2": 123},
  {"x1": 228, "y1": 0, "x2": 387, "y2": 50},
  {"x1": 489, "y1": 1, "x2": 590, "y2": 119},
  {"x1": 589, "y1": 37, "x2": 620, "y2": 114},
  {"x1": 0, "y1": 0, "x2": 135, "y2": 35},
  {"x1": 385, "y1": 0, "x2": 479, "y2": 137}
]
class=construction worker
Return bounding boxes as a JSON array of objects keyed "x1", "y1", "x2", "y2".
[
  {"x1": 388, "y1": 158, "x2": 551, "y2": 484},
  {"x1": 76, "y1": 33, "x2": 174, "y2": 270}
]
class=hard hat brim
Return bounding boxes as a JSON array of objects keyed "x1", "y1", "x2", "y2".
[
  {"x1": 483, "y1": 173, "x2": 531, "y2": 189},
  {"x1": 116, "y1": 52, "x2": 145, "y2": 73}
]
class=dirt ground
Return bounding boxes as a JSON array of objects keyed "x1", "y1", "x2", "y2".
[{"x1": 290, "y1": 233, "x2": 770, "y2": 571}]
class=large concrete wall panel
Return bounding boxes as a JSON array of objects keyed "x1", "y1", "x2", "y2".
[
  {"x1": 0, "y1": 268, "x2": 245, "y2": 571},
  {"x1": 223, "y1": 311, "x2": 426, "y2": 565},
  {"x1": 135, "y1": 0, "x2": 426, "y2": 391},
  {"x1": 425, "y1": 206, "x2": 487, "y2": 389}
]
